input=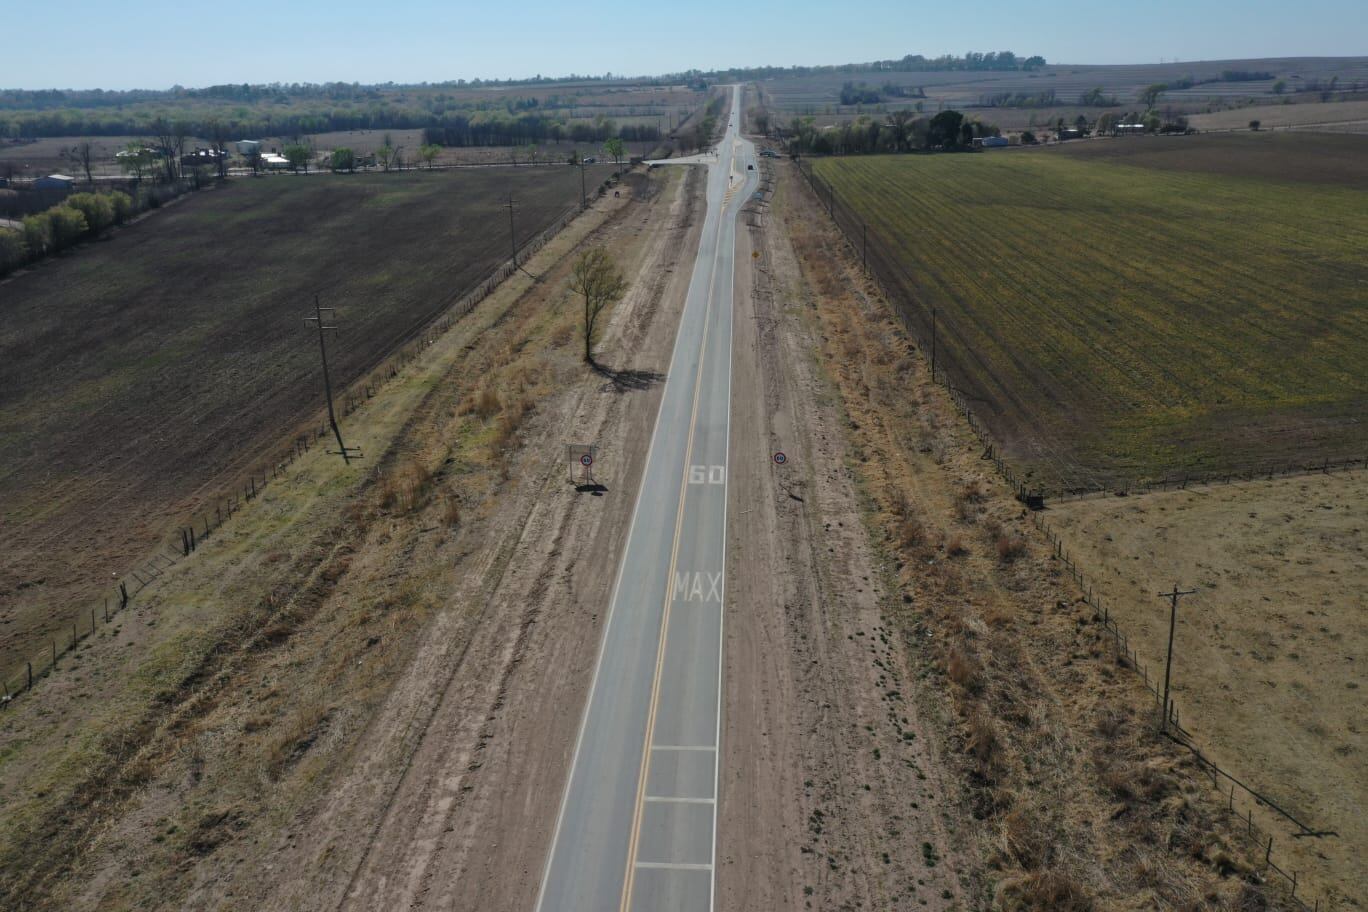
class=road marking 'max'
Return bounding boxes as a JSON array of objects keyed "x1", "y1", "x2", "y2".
[
  {"x1": 531, "y1": 121, "x2": 727, "y2": 912},
  {"x1": 673, "y1": 571, "x2": 723, "y2": 603},
  {"x1": 618, "y1": 179, "x2": 729, "y2": 910}
]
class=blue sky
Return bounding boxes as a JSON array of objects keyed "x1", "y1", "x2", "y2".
[{"x1": 3, "y1": 0, "x2": 1365, "y2": 90}]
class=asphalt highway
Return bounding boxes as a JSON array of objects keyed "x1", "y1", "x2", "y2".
[{"x1": 534, "y1": 85, "x2": 758, "y2": 912}]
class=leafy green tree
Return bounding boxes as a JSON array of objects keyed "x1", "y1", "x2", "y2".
[
  {"x1": 1272, "y1": 79, "x2": 1287, "y2": 95},
  {"x1": 570, "y1": 247, "x2": 627, "y2": 364},
  {"x1": 1139, "y1": 83, "x2": 1167, "y2": 110},
  {"x1": 119, "y1": 142, "x2": 154, "y2": 182},
  {"x1": 419, "y1": 144, "x2": 441, "y2": 168},
  {"x1": 376, "y1": 135, "x2": 396, "y2": 171},
  {"x1": 283, "y1": 143, "x2": 312, "y2": 173},
  {"x1": 330, "y1": 148, "x2": 356, "y2": 172},
  {"x1": 927, "y1": 109, "x2": 965, "y2": 148},
  {"x1": 1249, "y1": 119, "x2": 1261, "y2": 131},
  {"x1": 602, "y1": 136, "x2": 625, "y2": 168}
]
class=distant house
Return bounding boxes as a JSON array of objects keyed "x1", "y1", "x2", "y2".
[
  {"x1": 260, "y1": 153, "x2": 291, "y2": 170},
  {"x1": 1115, "y1": 123, "x2": 1147, "y2": 135},
  {"x1": 236, "y1": 139, "x2": 262, "y2": 155},
  {"x1": 181, "y1": 147, "x2": 226, "y2": 167},
  {"x1": 981, "y1": 136, "x2": 1010, "y2": 148},
  {"x1": 34, "y1": 174, "x2": 75, "y2": 190}
]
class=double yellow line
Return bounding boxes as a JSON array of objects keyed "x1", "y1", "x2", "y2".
[{"x1": 617, "y1": 160, "x2": 730, "y2": 912}]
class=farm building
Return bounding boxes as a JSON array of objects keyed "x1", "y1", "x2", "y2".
[
  {"x1": 236, "y1": 139, "x2": 261, "y2": 155},
  {"x1": 975, "y1": 136, "x2": 1010, "y2": 148},
  {"x1": 181, "y1": 147, "x2": 226, "y2": 167},
  {"x1": 260, "y1": 153, "x2": 290, "y2": 169},
  {"x1": 34, "y1": 174, "x2": 74, "y2": 190},
  {"x1": 1116, "y1": 123, "x2": 1147, "y2": 134}
]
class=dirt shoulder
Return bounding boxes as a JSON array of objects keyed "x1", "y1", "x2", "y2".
[
  {"x1": 0, "y1": 164, "x2": 704, "y2": 911},
  {"x1": 1048, "y1": 473, "x2": 1367, "y2": 908},
  {"x1": 718, "y1": 156, "x2": 965, "y2": 910},
  {"x1": 766, "y1": 155, "x2": 1301, "y2": 910}
]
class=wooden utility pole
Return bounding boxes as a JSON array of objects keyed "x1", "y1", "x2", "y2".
[
  {"x1": 505, "y1": 193, "x2": 519, "y2": 266},
  {"x1": 305, "y1": 295, "x2": 358, "y2": 464},
  {"x1": 930, "y1": 305, "x2": 937, "y2": 379},
  {"x1": 579, "y1": 157, "x2": 587, "y2": 209},
  {"x1": 1158, "y1": 584, "x2": 1197, "y2": 732}
]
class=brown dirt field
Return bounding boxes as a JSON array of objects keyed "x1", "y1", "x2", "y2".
[
  {"x1": 773, "y1": 154, "x2": 1302, "y2": 910},
  {"x1": 1048, "y1": 473, "x2": 1368, "y2": 908},
  {"x1": 1189, "y1": 99, "x2": 1368, "y2": 132},
  {"x1": 0, "y1": 165, "x2": 612, "y2": 694},
  {"x1": 0, "y1": 166, "x2": 684, "y2": 910},
  {"x1": 1048, "y1": 131, "x2": 1368, "y2": 188}
]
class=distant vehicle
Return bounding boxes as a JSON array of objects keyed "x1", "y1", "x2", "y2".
[{"x1": 582, "y1": 156, "x2": 596, "y2": 164}]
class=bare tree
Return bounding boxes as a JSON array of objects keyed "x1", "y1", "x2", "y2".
[
  {"x1": 570, "y1": 247, "x2": 627, "y2": 364},
  {"x1": 71, "y1": 141, "x2": 95, "y2": 185},
  {"x1": 150, "y1": 117, "x2": 179, "y2": 182},
  {"x1": 207, "y1": 119, "x2": 230, "y2": 180}
]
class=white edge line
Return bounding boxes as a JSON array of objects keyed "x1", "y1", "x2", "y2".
[{"x1": 532, "y1": 152, "x2": 724, "y2": 912}]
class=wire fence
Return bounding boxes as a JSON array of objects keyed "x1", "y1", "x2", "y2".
[
  {"x1": 791, "y1": 158, "x2": 1338, "y2": 910},
  {"x1": 792, "y1": 157, "x2": 1366, "y2": 503},
  {"x1": 0, "y1": 190, "x2": 599, "y2": 710}
]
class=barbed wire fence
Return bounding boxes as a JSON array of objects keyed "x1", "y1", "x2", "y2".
[
  {"x1": 791, "y1": 155, "x2": 1339, "y2": 910},
  {"x1": 0, "y1": 188, "x2": 605, "y2": 709}
]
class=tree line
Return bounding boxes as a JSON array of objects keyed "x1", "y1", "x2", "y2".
[
  {"x1": 420, "y1": 114, "x2": 660, "y2": 148},
  {"x1": 781, "y1": 110, "x2": 999, "y2": 156}
]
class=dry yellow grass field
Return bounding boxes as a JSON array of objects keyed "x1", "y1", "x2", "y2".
[{"x1": 1048, "y1": 471, "x2": 1367, "y2": 906}]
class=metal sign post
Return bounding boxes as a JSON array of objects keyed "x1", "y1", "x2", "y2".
[{"x1": 567, "y1": 444, "x2": 597, "y2": 485}]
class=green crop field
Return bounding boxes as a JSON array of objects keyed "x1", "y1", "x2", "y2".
[{"x1": 813, "y1": 141, "x2": 1368, "y2": 492}]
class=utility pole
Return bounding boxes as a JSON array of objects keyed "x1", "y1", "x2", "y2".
[
  {"x1": 861, "y1": 222, "x2": 867, "y2": 271},
  {"x1": 305, "y1": 294, "x2": 359, "y2": 464},
  {"x1": 1158, "y1": 584, "x2": 1197, "y2": 732},
  {"x1": 579, "y1": 157, "x2": 587, "y2": 209},
  {"x1": 505, "y1": 193, "x2": 518, "y2": 266},
  {"x1": 930, "y1": 305, "x2": 937, "y2": 379}
]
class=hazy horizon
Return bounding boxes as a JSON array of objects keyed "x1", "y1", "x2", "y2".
[{"x1": 3, "y1": 0, "x2": 1365, "y2": 92}]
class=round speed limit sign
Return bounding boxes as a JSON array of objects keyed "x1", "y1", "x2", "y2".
[
  {"x1": 580, "y1": 454, "x2": 594, "y2": 467},
  {"x1": 773, "y1": 451, "x2": 787, "y2": 465}
]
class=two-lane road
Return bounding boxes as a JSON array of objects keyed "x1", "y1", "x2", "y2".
[{"x1": 535, "y1": 87, "x2": 757, "y2": 912}]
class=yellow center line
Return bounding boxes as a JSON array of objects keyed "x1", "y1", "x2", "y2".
[{"x1": 618, "y1": 160, "x2": 731, "y2": 912}]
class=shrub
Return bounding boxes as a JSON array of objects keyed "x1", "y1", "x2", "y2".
[
  {"x1": 48, "y1": 206, "x2": 88, "y2": 250},
  {"x1": 109, "y1": 190, "x2": 134, "y2": 224},
  {"x1": 0, "y1": 228, "x2": 26, "y2": 275},
  {"x1": 995, "y1": 531, "x2": 1027, "y2": 563},
  {"x1": 65, "y1": 192, "x2": 115, "y2": 235},
  {"x1": 946, "y1": 646, "x2": 982, "y2": 692},
  {"x1": 22, "y1": 212, "x2": 51, "y2": 256}
]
